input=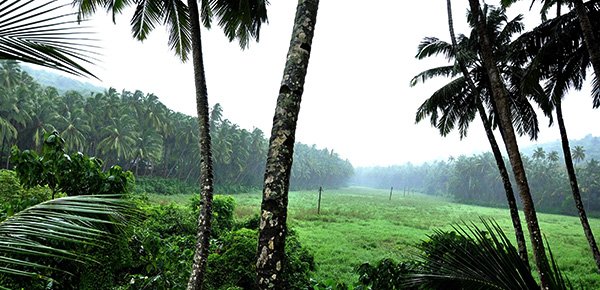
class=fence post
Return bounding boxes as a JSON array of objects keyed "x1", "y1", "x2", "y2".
[
  {"x1": 389, "y1": 186, "x2": 393, "y2": 201},
  {"x1": 317, "y1": 186, "x2": 322, "y2": 215}
]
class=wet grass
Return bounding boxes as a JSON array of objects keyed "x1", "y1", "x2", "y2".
[{"x1": 150, "y1": 187, "x2": 600, "y2": 287}]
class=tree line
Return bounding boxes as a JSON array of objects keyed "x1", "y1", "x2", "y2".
[
  {"x1": 353, "y1": 147, "x2": 600, "y2": 215},
  {"x1": 0, "y1": 61, "x2": 353, "y2": 192},
  {"x1": 4, "y1": 0, "x2": 600, "y2": 288}
]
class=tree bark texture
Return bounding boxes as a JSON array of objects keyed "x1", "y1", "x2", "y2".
[
  {"x1": 573, "y1": 0, "x2": 600, "y2": 107},
  {"x1": 186, "y1": 0, "x2": 215, "y2": 289},
  {"x1": 446, "y1": 0, "x2": 528, "y2": 265},
  {"x1": 255, "y1": 0, "x2": 319, "y2": 288},
  {"x1": 467, "y1": 1, "x2": 551, "y2": 288},
  {"x1": 555, "y1": 98, "x2": 600, "y2": 271}
]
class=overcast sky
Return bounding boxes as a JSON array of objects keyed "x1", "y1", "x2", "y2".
[{"x1": 61, "y1": 1, "x2": 600, "y2": 167}]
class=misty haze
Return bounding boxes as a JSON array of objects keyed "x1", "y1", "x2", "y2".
[{"x1": 1, "y1": 0, "x2": 600, "y2": 289}]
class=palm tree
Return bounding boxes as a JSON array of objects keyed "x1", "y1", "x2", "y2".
[
  {"x1": 255, "y1": 1, "x2": 319, "y2": 288},
  {"x1": 513, "y1": 1, "x2": 600, "y2": 271},
  {"x1": 0, "y1": 1, "x2": 98, "y2": 78},
  {"x1": 413, "y1": 2, "x2": 529, "y2": 263},
  {"x1": 73, "y1": 1, "x2": 268, "y2": 288},
  {"x1": 572, "y1": 145, "x2": 586, "y2": 163},
  {"x1": 467, "y1": 1, "x2": 551, "y2": 288},
  {"x1": 533, "y1": 147, "x2": 547, "y2": 160},
  {"x1": 503, "y1": 0, "x2": 600, "y2": 107}
]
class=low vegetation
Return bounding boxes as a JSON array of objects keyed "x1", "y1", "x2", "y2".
[{"x1": 152, "y1": 187, "x2": 600, "y2": 288}]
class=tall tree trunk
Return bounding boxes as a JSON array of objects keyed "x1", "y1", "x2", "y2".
[
  {"x1": 255, "y1": 1, "x2": 319, "y2": 288},
  {"x1": 573, "y1": 0, "x2": 600, "y2": 106},
  {"x1": 478, "y1": 103, "x2": 530, "y2": 264},
  {"x1": 555, "y1": 98, "x2": 600, "y2": 271},
  {"x1": 186, "y1": 0, "x2": 215, "y2": 289},
  {"x1": 467, "y1": 1, "x2": 551, "y2": 288},
  {"x1": 446, "y1": 0, "x2": 528, "y2": 265}
]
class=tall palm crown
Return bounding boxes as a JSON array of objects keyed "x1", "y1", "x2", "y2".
[
  {"x1": 412, "y1": 5, "x2": 545, "y2": 141},
  {"x1": 74, "y1": 0, "x2": 268, "y2": 60}
]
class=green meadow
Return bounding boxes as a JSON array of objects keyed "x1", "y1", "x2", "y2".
[{"x1": 150, "y1": 187, "x2": 600, "y2": 287}]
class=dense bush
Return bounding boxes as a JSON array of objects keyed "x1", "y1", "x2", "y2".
[
  {"x1": 205, "y1": 228, "x2": 315, "y2": 290},
  {"x1": 10, "y1": 132, "x2": 133, "y2": 198},
  {"x1": 356, "y1": 258, "x2": 419, "y2": 290},
  {"x1": 0, "y1": 169, "x2": 52, "y2": 220}
]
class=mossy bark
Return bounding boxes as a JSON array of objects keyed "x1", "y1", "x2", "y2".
[
  {"x1": 186, "y1": 0, "x2": 214, "y2": 289},
  {"x1": 468, "y1": 0, "x2": 550, "y2": 288},
  {"x1": 255, "y1": 0, "x2": 319, "y2": 289}
]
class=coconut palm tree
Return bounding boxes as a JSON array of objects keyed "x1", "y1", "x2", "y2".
[
  {"x1": 73, "y1": 1, "x2": 268, "y2": 288},
  {"x1": 503, "y1": 0, "x2": 600, "y2": 104},
  {"x1": 573, "y1": 145, "x2": 586, "y2": 163},
  {"x1": 467, "y1": 1, "x2": 551, "y2": 288},
  {"x1": 413, "y1": 3, "x2": 531, "y2": 263},
  {"x1": 255, "y1": 1, "x2": 319, "y2": 288},
  {"x1": 510, "y1": 1, "x2": 600, "y2": 271}
]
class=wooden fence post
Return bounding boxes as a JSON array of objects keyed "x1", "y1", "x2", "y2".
[
  {"x1": 389, "y1": 186, "x2": 393, "y2": 201},
  {"x1": 317, "y1": 186, "x2": 322, "y2": 215}
]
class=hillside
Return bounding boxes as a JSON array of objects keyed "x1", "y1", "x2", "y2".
[
  {"x1": 21, "y1": 65, "x2": 105, "y2": 95},
  {"x1": 521, "y1": 134, "x2": 600, "y2": 161}
]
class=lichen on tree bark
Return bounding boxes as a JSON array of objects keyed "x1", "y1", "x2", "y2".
[{"x1": 255, "y1": 0, "x2": 320, "y2": 289}]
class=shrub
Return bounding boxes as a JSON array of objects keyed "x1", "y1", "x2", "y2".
[
  {"x1": 356, "y1": 258, "x2": 419, "y2": 290},
  {"x1": 10, "y1": 132, "x2": 133, "y2": 198},
  {"x1": 205, "y1": 228, "x2": 315, "y2": 290},
  {"x1": 0, "y1": 169, "x2": 51, "y2": 220},
  {"x1": 191, "y1": 194, "x2": 236, "y2": 238}
]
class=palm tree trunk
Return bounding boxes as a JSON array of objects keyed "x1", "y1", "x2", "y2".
[
  {"x1": 186, "y1": 0, "x2": 215, "y2": 289},
  {"x1": 478, "y1": 103, "x2": 529, "y2": 264},
  {"x1": 255, "y1": 1, "x2": 319, "y2": 288},
  {"x1": 573, "y1": 0, "x2": 600, "y2": 103},
  {"x1": 555, "y1": 98, "x2": 600, "y2": 271},
  {"x1": 467, "y1": 0, "x2": 551, "y2": 288},
  {"x1": 446, "y1": 0, "x2": 528, "y2": 265}
]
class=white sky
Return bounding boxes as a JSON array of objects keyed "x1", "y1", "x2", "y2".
[{"x1": 59, "y1": 0, "x2": 600, "y2": 167}]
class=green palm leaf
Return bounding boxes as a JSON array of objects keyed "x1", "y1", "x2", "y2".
[
  {"x1": 0, "y1": 195, "x2": 135, "y2": 279},
  {"x1": 0, "y1": 0, "x2": 99, "y2": 78},
  {"x1": 404, "y1": 219, "x2": 570, "y2": 290},
  {"x1": 209, "y1": 0, "x2": 269, "y2": 48},
  {"x1": 163, "y1": 0, "x2": 191, "y2": 61}
]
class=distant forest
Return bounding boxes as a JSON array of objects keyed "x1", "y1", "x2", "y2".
[
  {"x1": 0, "y1": 61, "x2": 354, "y2": 192},
  {"x1": 353, "y1": 142, "x2": 600, "y2": 216}
]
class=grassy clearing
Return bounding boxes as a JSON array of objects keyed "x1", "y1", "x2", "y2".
[{"x1": 150, "y1": 187, "x2": 600, "y2": 287}]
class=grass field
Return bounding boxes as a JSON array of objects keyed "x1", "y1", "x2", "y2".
[{"x1": 150, "y1": 187, "x2": 600, "y2": 287}]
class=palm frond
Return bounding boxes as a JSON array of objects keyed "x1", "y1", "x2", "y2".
[
  {"x1": 0, "y1": 0, "x2": 99, "y2": 78},
  {"x1": 403, "y1": 219, "x2": 570, "y2": 290},
  {"x1": 415, "y1": 37, "x2": 454, "y2": 60},
  {"x1": 130, "y1": 0, "x2": 163, "y2": 41},
  {"x1": 163, "y1": 0, "x2": 191, "y2": 61},
  {"x1": 0, "y1": 195, "x2": 136, "y2": 279},
  {"x1": 75, "y1": 0, "x2": 133, "y2": 23},
  {"x1": 410, "y1": 65, "x2": 458, "y2": 87},
  {"x1": 208, "y1": 0, "x2": 269, "y2": 49}
]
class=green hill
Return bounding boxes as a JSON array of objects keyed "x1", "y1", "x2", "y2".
[
  {"x1": 21, "y1": 65, "x2": 105, "y2": 95},
  {"x1": 522, "y1": 134, "x2": 600, "y2": 161}
]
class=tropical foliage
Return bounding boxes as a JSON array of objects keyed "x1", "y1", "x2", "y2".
[
  {"x1": 0, "y1": 61, "x2": 354, "y2": 193},
  {"x1": 353, "y1": 147, "x2": 600, "y2": 216}
]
